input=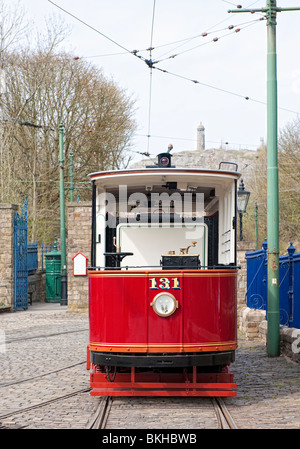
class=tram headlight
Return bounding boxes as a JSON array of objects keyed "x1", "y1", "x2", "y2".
[{"x1": 150, "y1": 293, "x2": 178, "y2": 317}]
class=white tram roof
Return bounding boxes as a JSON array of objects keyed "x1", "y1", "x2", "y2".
[
  {"x1": 88, "y1": 167, "x2": 241, "y2": 195},
  {"x1": 89, "y1": 167, "x2": 241, "y2": 195}
]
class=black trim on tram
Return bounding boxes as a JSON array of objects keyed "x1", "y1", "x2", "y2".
[
  {"x1": 234, "y1": 178, "x2": 237, "y2": 267},
  {"x1": 91, "y1": 350, "x2": 235, "y2": 368},
  {"x1": 91, "y1": 180, "x2": 96, "y2": 268}
]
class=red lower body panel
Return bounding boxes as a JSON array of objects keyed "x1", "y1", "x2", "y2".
[
  {"x1": 87, "y1": 348, "x2": 237, "y2": 397},
  {"x1": 89, "y1": 364, "x2": 236, "y2": 397}
]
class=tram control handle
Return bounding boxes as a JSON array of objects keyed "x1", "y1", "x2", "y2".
[{"x1": 103, "y1": 252, "x2": 133, "y2": 268}]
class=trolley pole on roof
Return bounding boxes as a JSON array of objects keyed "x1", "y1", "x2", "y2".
[
  {"x1": 228, "y1": 1, "x2": 300, "y2": 357},
  {"x1": 59, "y1": 120, "x2": 68, "y2": 306}
]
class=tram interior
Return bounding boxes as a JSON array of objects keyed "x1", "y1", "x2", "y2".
[{"x1": 95, "y1": 178, "x2": 236, "y2": 270}]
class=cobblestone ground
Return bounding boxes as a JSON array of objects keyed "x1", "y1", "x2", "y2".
[
  {"x1": 227, "y1": 334, "x2": 300, "y2": 429},
  {"x1": 0, "y1": 303, "x2": 97, "y2": 429},
  {"x1": 0, "y1": 303, "x2": 299, "y2": 429}
]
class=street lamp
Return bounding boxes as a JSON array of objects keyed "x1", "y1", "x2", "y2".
[
  {"x1": 237, "y1": 178, "x2": 250, "y2": 241},
  {"x1": 59, "y1": 121, "x2": 67, "y2": 306}
]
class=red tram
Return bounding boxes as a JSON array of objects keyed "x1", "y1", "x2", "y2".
[{"x1": 87, "y1": 152, "x2": 240, "y2": 396}]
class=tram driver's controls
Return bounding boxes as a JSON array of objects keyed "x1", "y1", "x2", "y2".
[
  {"x1": 180, "y1": 241, "x2": 197, "y2": 254},
  {"x1": 161, "y1": 242, "x2": 200, "y2": 269},
  {"x1": 113, "y1": 236, "x2": 121, "y2": 253},
  {"x1": 103, "y1": 252, "x2": 133, "y2": 268}
]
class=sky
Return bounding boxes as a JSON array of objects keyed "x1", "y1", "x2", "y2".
[{"x1": 12, "y1": 0, "x2": 300, "y2": 163}]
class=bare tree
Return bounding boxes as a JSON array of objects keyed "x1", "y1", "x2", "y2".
[
  {"x1": 0, "y1": 0, "x2": 29, "y2": 200},
  {"x1": 1, "y1": 45, "x2": 136, "y2": 242},
  {"x1": 0, "y1": 5, "x2": 136, "y2": 242},
  {"x1": 0, "y1": 0, "x2": 28, "y2": 54},
  {"x1": 247, "y1": 118, "x2": 300, "y2": 251}
]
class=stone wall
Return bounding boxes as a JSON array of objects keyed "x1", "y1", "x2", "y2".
[
  {"x1": 239, "y1": 306, "x2": 266, "y2": 340},
  {"x1": 237, "y1": 307, "x2": 300, "y2": 364},
  {"x1": 28, "y1": 272, "x2": 46, "y2": 303},
  {"x1": 67, "y1": 201, "x2": 92, "y2": 313},
  {"x1": 258, "y1": 321, "x2": 300, "y2": 364},
  {"x1": 0, "y1": 204, "x2": 17, "y2": 311}
]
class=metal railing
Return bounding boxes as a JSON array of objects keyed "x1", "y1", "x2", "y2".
[{"x1": 245, "y1": 238, "x2": 300, "y2": 328}]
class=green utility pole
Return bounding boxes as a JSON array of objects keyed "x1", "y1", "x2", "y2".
[
  {"x1": 59, "y1": 120, "x2": 67, "y2": 306},
  {"x1": 228, "y1": 1, "x2": 300, "y2": 357},
  {"x1": 247, "y1": 202, "x2": 264, "y2": 250},
  {"x1": 69, "y1": 148, "x2": 74, "y2": 202},
  {"x1": 254, "y1": 202, "x2": 263, "y2": 251}
]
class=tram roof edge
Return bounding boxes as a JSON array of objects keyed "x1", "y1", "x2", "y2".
[{"x1": 88, "y1": 167, "x2": 241, "y2": 182}]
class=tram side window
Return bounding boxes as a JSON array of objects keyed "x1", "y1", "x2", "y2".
[
  {"x1": 105, "y1": 218, "x2": 117, "y2": 267},
  {"x1": 204, "y1": 212, "x2": 219, "y2": 267},
  {"x1": 218, "y1": 184, "x2": 236, "y2": 266}
]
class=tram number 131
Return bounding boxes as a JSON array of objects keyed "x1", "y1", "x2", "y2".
[{"x1": 149, "y1": 277, "x2": 181, "y2": 290}]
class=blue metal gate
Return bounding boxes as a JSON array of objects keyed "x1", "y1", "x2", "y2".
[
  {"x1": 246, "y1": 239, "x2": 300, "y2": 328},
  {"x1": 14, "y1": 198, "x2": 28, "y2": 311},
  {"x1": 245, "y1": 239, "x2": 267, "y2": 311}
]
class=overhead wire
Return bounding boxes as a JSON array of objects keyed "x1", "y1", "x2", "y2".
[
  {"x1": 47, "y1": 0, "x2": 300, "y2": 154},
  {"x1": 47, "y1": 0, "x2": 145, "y2": 63},
  {"x1": 47, "y1": 1, "x2": 271, "y2": 108},
  {"x1": 147, "y1": 0, "x2": 156, "y2": 154},
  {"x1": 154, "y1": 17, "x2": 265, "y2": 63},
  {"x1": 136, "y1": 132, "x2": 261, "y2": 148},
  {"x1": 48, "y1": 0, "x2": 265, "y2": 69},
  {"x1": 221, "y1": 0, "x2": 262, "y2": 7},
  {"x1": 221, "y1": 0, "x2": 241, "y2": 6},
  {"x1": 152, "y1": 23, "x2": 245, "y2": 61},
  {"x1": 241, "y1": 1, "x2": 262, "y2": 7},
  {"x1": 151, "y1": 5, "x2": 260, "y2": 59},
  {"x1": 82, "y1": 23, "x2": 243, "y2": 60},
  {"x1": 154, "y1": 65, "x2": 262, "y2": 101},
  {"x1": 58, "y1": 126, "x2": 261, "y2": 150},
  {"x1": 77, "y1": 17, "x2": 262, "y2": 62},
  {"x1": 152, "y1": 60, "x2": 300, "y2": 116},
  {"x1": 212, "y1": 0, "x2": 264, "y2": 30}
]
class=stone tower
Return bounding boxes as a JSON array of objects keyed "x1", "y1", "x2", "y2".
[{"x1": 197, "y1": 122, "x2": 205, "y2": 151}]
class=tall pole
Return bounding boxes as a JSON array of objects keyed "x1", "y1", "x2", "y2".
[
  {"x1": 254, "y1": 202, "x2": 258, "y2": 250},
  {"x1": 228, "y1": 1, "x2": 300, "y2": 357},
  {"x1": 69, "y1": 148, "x2": 74, "y2": 202},
  {"x1": 239, "y1": 212, "x2": 243, "y2": 241},
  {"x1": 266, "y1": 2, "x2": 280, "y2": 357},
  {"x1": 246, "y1": 201, "x2": 264, "y2": 250},
  {"x1": 59, "y1": 120, "x2": 67, "y2": 306}
]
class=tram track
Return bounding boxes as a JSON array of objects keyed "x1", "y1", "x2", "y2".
[
  {"x1": 0, "y1": 361, "x2": 86, "y2": 388},
  {"x1": 0, "y1": 388, "x2": 91, "y2": 422},
  {"x1": 0, "y1": 386, "x2": 238, "y2": 429},
  {"x1": 0, "y1": 324, "x2": 91, "y2": 428},
  {"x1": 86, "y1": 396, "x2": 238, "y2": 429},
  {"x1": 86, "y1": 397, "x2": 113, "y2": 429},
  {"x1": 212, "y1": 398, "x2": 238, "y2": 429},
  {"x1": 5, "y1": 328, "x2": 88, "y2": 344}
]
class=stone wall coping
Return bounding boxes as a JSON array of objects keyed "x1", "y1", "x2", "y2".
[
  {"x1": 240, "y1": 306, "x2": 266, "y2": 322},
  {"x1": 66, "y1": 201, "x2": 92, "y2": 208},
  {"x1": 0, "y1": 203, "x2": 18, "y2": 210},
  {"x1": 237, "y1": 306, "x2": 300, "y2": 363},
  {"x1": 237, "y1": 241, "x2": 256, "y2": 252}
]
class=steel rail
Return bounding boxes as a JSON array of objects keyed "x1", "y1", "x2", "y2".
[
  {"x1": 6, "y1": 328, "x2": 88, "y2": 344},
  {"x1": 212, "y1": 398, "x2": 238, "y2": 429},
  {"x1": 0, "y1": 388, "x2": 91, "y2": 421},
  {"x1": 0, "y1": 361, "x2": 86, "y2": 388},
  {"x1": 86, "y1": 396, "x2": 112, "y2": 429}
]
